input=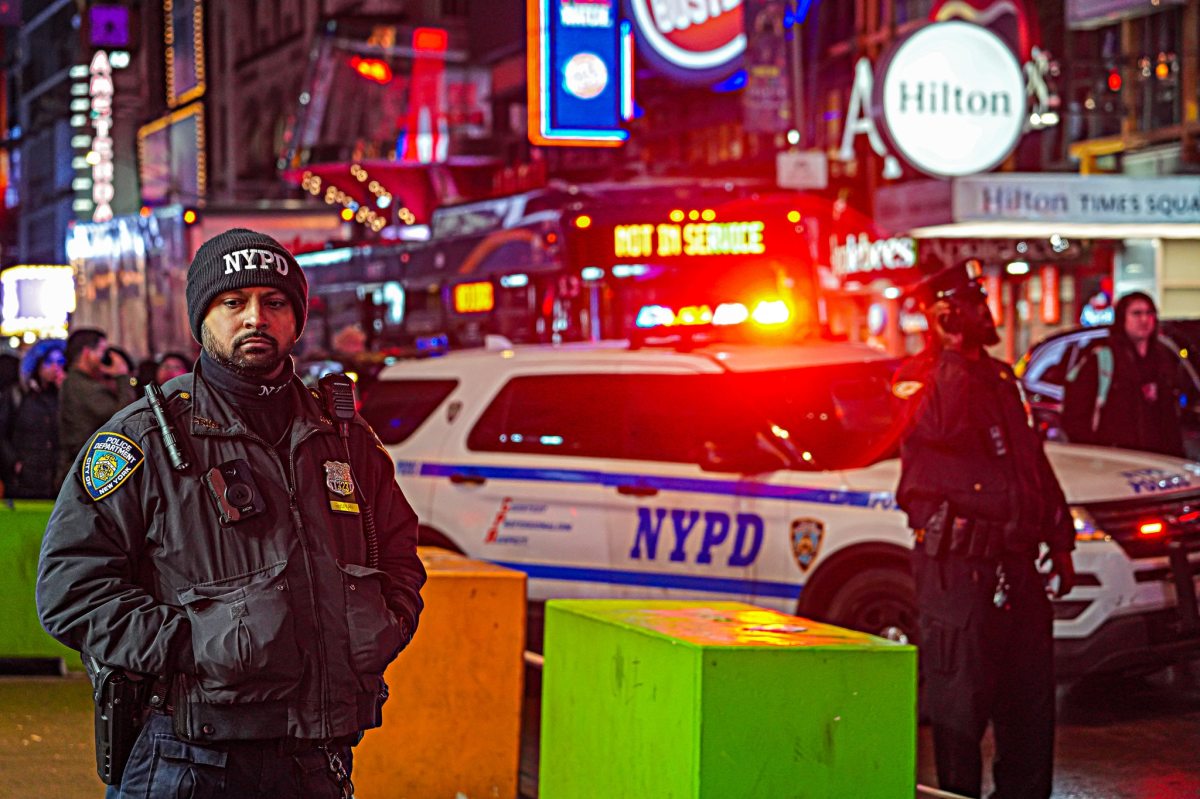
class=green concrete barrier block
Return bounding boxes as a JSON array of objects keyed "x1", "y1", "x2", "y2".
[
  {"x1": 539, "y1": 600, "x2": 915, "y2": 799},
  {"x1": 0, "y1": 501, "x2": 78, "y2": 667}
]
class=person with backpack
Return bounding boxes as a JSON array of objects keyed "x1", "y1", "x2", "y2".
[{"x1": 1062, "y1": 292, "x2": 1186, "y2": 457}]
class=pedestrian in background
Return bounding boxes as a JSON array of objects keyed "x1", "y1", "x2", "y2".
[
  {"x1": 55, "y1": 328, "x2": 137, "y2": 488},
  {"x1": 37, "y1": 228, "x2": 425, "y2": 798},
  {"x1": 894, "y1": 261, "x2": 1076, "y2": 799},
  {"x1": 0, "y1": 352, "x2": 20, "y2": 496},
  {"x1": 7, "y1": 341, "x2": 66, "y2": 498},
  {"x1": 155, "y1": 351, "x2": 191, "y2": 385},
  {"x1": 1062, "y1": 291, "x2": 1186, "y2": 457}
]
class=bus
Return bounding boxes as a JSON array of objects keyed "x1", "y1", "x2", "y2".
[{"x1": 299, "y1": 180, "x2": 873, "y2": 352}]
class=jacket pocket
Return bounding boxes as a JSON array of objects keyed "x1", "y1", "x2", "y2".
[
  {"x1": 337, "y1": 562, "x2": 404, "y2": 678},
  {"x1": 178, "y1": 561, "x2": 302, "y2": 702}
]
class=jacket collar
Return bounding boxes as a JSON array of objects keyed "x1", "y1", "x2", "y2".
[{"x1": 185, "y1": 362, "x2": 335, "y2": 443}]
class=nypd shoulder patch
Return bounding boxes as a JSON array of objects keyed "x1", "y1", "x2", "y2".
[{"x1": 81, "y1": 432, "x2": 145, "y2": 501}]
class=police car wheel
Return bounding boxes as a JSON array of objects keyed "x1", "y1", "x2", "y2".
[{"x1": 823, "y1": 567, "x2": 917, "y2": 645}]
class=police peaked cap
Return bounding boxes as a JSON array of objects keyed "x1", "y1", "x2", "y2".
[{"x1": 907, "y1": 259, "x2": 986, "y2": 311}]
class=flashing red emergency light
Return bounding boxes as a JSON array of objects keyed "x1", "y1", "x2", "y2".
[
  {"x1": 1138, "y1": 521, "x2": 1165, "y2": 537},
  {"x1": 351, "y1": 56, "x2": 393, "y2": 84}
]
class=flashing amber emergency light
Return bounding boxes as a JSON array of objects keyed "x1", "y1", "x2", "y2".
[
  {"x1": 574, "y1": 214, "x2": 592, "y2": 229},
  {"x1": 1138, "y1": 521, "x2": 1165, "y2": 537},
  {"x1": 454, "y1": 281, "x2": 494, "y2": 314},
  {"x1": 182, "y1": 209, "x2": 198, "y2": 225}
]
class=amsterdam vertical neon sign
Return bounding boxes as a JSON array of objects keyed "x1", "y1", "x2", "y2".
[
  {"x1": 527, "y1": 0, "x2": 629, "y2": 147},
  {"x1": 89, "y1": 51, "x2": 115, "y2": 223}
]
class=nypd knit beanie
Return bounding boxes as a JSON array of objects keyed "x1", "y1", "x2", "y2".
[{"x1": 185, "y1": 228, "x2": 308, "y2": 343}]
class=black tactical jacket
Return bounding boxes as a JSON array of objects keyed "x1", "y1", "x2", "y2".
[
  {"x1": 36, "y1": 366, "x2": 426, "y2": 742},
  {"x1": 894, "y1": 348, "x2": 1075, "y2": 556}
]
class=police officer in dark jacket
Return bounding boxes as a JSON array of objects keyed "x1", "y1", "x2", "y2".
[
  {"x1": 894, "y1": 261, "x2": 1076, "y2": 799},
  {"x1": 37, "y1": 228, "x2": 426, "y2": 798}
]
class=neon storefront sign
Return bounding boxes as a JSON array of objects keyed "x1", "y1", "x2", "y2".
[{"x1": 627, "y1": 0, "x2": 745, "y2": 83}]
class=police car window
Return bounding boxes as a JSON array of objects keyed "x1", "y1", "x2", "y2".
[
  {"x1": 1025, "y1": 338, "x2": 1071, "y2": 386},
  {"x1": 360, "y1": 379, "x2": 458, "y2": 445},
  {"x1": 622, "y1": 374, "x2": 749, "y2": 464},
  {"x1": 731, "y1": 361, "x2": 904, "y2": 470},
  {"x1": 467, "y1": 375, "x2": 626, "y2": 458}
]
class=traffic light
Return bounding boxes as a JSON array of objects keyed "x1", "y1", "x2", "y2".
[{"x1": 1107, "y1": 70, "x2": 1122, "y2": 92}]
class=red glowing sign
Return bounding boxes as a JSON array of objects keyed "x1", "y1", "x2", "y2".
[
  {"x1": 413, "y1": 27, "x2": 448, "y2": 52},
  {"x1": 627, "y1": 0, "x2": 744, "y2": 79},
  {"x1": 1040, "y1": 265, "x2": 1060, "y2": 325}
]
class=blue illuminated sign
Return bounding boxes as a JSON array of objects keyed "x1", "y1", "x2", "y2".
[{"x1": 529, "y1": 0, "x2": 629, "y2": 146}]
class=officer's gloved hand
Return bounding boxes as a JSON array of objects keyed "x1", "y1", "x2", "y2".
[{"x1": 1042, "y1": 551, "x2": 1076, "y2": 598}]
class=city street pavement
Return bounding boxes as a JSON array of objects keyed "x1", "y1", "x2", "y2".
[{"x1": 0, "y1": 659, "x2": 1196, "y2": 799}]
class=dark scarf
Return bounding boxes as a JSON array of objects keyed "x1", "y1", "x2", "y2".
[{"x1": 198, "y1": 350, "x2": 295, "y2": 447}]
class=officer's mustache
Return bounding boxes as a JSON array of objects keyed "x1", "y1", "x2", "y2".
[{"x1": 234, "y1": 332, "x2": 278, "y2": 349}]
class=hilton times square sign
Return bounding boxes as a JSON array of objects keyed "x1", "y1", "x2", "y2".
[{"x1": 837, "y1": 21, "x2": 1057, "y2": 179}]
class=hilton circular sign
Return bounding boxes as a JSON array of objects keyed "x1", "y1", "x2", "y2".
[
  {"x1": 879, "y1": 21, "x2": 1026, "y2": 178},
  {"x1": 627, "y1": 0, "x2": 745, "y2": 84}
]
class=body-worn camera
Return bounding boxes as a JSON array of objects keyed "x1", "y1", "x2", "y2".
[{"x1": 203, "y1": 458, "x2": 266, "y2": 525}]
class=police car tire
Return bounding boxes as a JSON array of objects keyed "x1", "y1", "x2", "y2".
[{"x1": 823, "y1": 567, "x2": 917, "y2": 645}]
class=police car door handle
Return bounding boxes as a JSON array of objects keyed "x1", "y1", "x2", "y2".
[
  {"x1": 449, "y1": 472, "x2": 487, "y2": 486},
  {"x1": 617, "y1": 484, "x2": 658, "y2": 497}
]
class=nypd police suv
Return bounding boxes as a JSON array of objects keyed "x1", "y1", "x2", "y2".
[{"x1": 363, "y1": 339, "x2": 1200, "y2": 676}]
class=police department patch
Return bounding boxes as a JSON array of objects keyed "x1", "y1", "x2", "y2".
[
  {"x1": 790, "y1": 518, "x2": 825, "y2": 572},
  {"x1": 81, "y1": 433, "x2": 144, "y2": 501}
]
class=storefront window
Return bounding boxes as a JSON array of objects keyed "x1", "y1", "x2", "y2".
[
  {"x1": 1064, "y1": 24, "x2": 1123, "y2": 145},
  {"x1": 1134, "y1": 8, "x2": 1181, "y2": 132}
]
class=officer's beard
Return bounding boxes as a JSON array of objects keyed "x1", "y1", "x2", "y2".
[
  {"x1": 201, "y1": 324, "x2": 295, "y2": 379},
  {"x1": 963, "y1": 317, "x2": 1001, "y2": 348}
]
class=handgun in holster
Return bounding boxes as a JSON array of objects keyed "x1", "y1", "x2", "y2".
[
  {"x1": 89, "y1": 658, "x2": 149, "y2": 785},
  {"x1": 922, "y1": 502, "x2": 952, "y2": 557}
]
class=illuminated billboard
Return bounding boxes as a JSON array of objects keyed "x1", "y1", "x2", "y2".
[
  {"x1": 138, "y1": 103, "x2": 206, "y2": 207},
  {"x1": 527, "y1": 0, "x2": 631, "y2": 146},
  {"x1": 1, "y1": 265, "x2": 76, "y2": 339}
]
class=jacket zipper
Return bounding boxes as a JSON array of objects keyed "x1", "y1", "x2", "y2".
[
  {"x1": 284, "y1": 428, "x2": 333, "y2": 739},
  {"x1": 242, "y1": 425, "x2": 332, "y2": 739}
]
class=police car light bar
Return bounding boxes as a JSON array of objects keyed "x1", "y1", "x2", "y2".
[{"x1": 636, "y1": 299, "x2": 792, "y2": 331}]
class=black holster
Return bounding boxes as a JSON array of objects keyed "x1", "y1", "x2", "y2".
[
  {"x1": 89, "y1": 660, "x2": 150, "y2": 785},
  {"x1": 923, "y1": 502, "x2": 951, "y2": 557}
]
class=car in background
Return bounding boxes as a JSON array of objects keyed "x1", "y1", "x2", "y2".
[
  {"x1": 1016, "y1": 321, "x2": 1200, "y2": 459},
  {"x1": 363, "y1": 338, "x2": 1200, "y2": 679}
]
